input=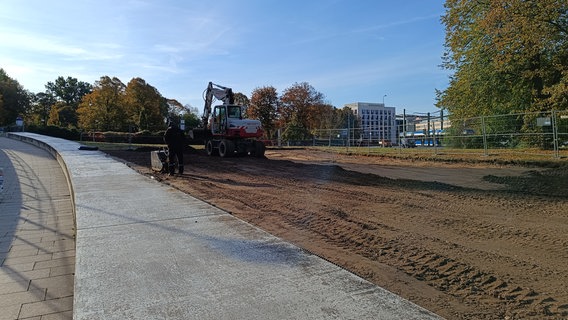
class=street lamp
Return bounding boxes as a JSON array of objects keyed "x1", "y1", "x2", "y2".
[{"x1": 382, "y1": 95, "x2": 387, "y2": 146}]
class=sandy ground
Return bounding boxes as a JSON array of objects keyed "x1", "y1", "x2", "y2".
[{"x1": 104, "y1": 147, "x2": 568, "y2": 320}]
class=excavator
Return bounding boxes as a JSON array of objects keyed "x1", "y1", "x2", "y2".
[{"x1": 191, "y1": 82, "x2": 265, "y2": 158}]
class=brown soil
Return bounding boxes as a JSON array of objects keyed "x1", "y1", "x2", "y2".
[{"x1": 104, "y1": 147, "x2": 568, "y2": 320}]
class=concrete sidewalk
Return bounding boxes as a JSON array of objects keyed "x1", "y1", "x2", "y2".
[
  {"x1": 7, "y1": 133, "x2": 442, "y2": 320},
  {"x1": 0, "y1": 137, "x2": 75, "y2": 320}
]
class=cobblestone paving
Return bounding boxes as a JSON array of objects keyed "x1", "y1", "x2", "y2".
[{"x1": 0, "y1": 137, "x2": 75, "y2": 320}]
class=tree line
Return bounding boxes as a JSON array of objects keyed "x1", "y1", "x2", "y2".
[
  {"x1": 0, "y1": 71, "x2": 201, "y2": 134},
  {"x1": 0, "y1": 69, "x2": 356, "y2": 140}
]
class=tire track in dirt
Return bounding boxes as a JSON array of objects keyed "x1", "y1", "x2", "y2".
[
  {"x1": 188, "y1": 165, "x2": 567, "y2": 319},
  {"x1": 275, "y1": 195, "x2": 564, "y2": 319}
]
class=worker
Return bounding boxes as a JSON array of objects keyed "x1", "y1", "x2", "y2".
[{"x1": 163, "y1": 121, "x2": 186, "y2": 175}]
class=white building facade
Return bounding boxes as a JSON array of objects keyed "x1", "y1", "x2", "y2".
[{"x1": 345, "y1": 102, "x2": 396, "y2": 143}]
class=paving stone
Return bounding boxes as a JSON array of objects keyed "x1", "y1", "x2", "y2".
[
  {"x1": 40, "y1": 311, "x2": 73, "y2": 320},
  {"x1": 1, "y1": 253, "x2": 54, "y2": 266},
  {"x1": 0, "y1": 287, "x2": 46, "y2": 307},
  {"x1": 0, "y1": 304, "x2": 21, "y2": 320},
  {"x1": 19, "y1": 296, "x2": 73, "y2": 319},
  {"x1": 33, "y1": 257, "x2": 74, "y2": 270},
  {"x1": 0, "y1": 268, "x2": 50, "y2": 284},
  {"x1": 0, "y1": 279, "x2": 29, "y2": 295}
]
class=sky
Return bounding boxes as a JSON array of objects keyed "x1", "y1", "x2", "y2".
[{"x1": 0, "y1": 0, "x2": 450, "y2": 115}]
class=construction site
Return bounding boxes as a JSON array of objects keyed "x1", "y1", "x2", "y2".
[{"x1": 104, "y1": 146, "x2": 568, "y2": 320}]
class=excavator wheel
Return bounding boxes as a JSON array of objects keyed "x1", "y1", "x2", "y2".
[
  {"x1": 218, "y1": 139, "x2": 235, "y2": 158},
  {"x1": 252, "y1": 140, "x2": 266, "y2": 158},
  {"x1": 206, "y1": 140, "x2": 218, "y2": 156}
]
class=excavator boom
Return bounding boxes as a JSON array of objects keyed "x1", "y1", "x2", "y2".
[{"x1": 202, "y1": 82, "x2": 234, "y2": 126}]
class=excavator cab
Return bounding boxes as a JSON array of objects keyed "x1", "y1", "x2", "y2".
[
  {"x1": 228, "y1": 105, "x2": 241, "y2": 119},
  {"x1": 211, "y1": 105, "x2": 227, "y2": 135}
]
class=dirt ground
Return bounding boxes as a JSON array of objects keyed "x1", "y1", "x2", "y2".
[{"x1": 104, "y1": 147, "x2": 568, "y2": 320}]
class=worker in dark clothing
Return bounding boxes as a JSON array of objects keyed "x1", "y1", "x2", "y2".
[{"x1": 163, "y1": 121, "x2": 185, "y2": 175}]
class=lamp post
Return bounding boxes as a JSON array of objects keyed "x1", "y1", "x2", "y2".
[{"x1": 382, "y1": 95, "x2": 387, "y2": 146}]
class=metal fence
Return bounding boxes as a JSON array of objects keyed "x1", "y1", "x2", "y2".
[{"x1": 308, "y1": 110, "x2": 568, "y2": 159}]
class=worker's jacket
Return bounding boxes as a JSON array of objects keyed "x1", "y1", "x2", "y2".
[{"x1": 164, "y1": 126, "x2": 185, "y2": 149}]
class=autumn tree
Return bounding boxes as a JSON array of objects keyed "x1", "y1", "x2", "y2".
[
  {"x1": 0, "y1": 68, "x2": 30, "y2": 126},
  {"x1": 249, "y1": 86, "x2": 278, "y2": 139},
  {"x1": 48, "y1": 101, "x2": 77, "y2": 127},
  {"x1": 307, "y1": 103, "x2": 335, "y2": 131},
  {"x1": 123, "y1": 78, "x2": 168, "y2": 131},
  {"x1": 77, "y1": 76, "x2": 127, "y2": 131},
  {"x1": 437, "y1": 0, "x2": 568, "y2": 118},
  {"x1": 279, "y1": 82, "x2": 325, "y2": 139}
]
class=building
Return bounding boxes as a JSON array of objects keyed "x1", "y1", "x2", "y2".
[{"x1": 345, "y1": 102, "x2": 396, "y2": 144}]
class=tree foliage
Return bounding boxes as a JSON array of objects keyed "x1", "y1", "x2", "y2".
[
  {"x1": 77, "y1": 76, "x2": 126, "y2": 131},
  {"x1": 46, "y1": 76, "x2": 92, "y2": 107},
  {"x1": 30, "y1": 92, "x2": 56, "y2": 126},
  {"x1": 438, "y1": 0, "x2": 568, "y2": 118},
  {"x1": 249, "y1": 86, "x2": 279, "y2": 139},
  {"x1": 123, "y1": 78, "x2": 168, "y2": 131},
  {"x1": 44, "y1": 76, "x2": 92, "y2": 127},
  {"x1": 279, "y1": 82, "x2": 325, "y2": 138},
  {"x1": 0, "y1": 68, "x2": 30, "y2": 126}
]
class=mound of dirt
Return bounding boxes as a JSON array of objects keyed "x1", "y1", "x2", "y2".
[{"x1": 104, "y1": 148, "x2": 568, "y2": 320}]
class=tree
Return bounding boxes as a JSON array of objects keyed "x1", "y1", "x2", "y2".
[
  {"x1": 30, "y1": 92, "x2": 56, "y2": 126},
  {"x1": 123, "y1": 78, "x2": 168, "y2": 131},
  {"x1": 45, "y1": 76, "x2": 92, "y2": 107},
  {"x1": 437, "y1": 0, "x2": 568, "y2": 117},
  {"x1": 165, "y1": 99, "x2": 201, "y2": 129},
  {"x1": 307, "y1": 103, "x2": 335, "y2": 132},
  {"x1": 249, "y1": 86, "x2": 278, "y2": 139},
  {"x1": 279, "y1": 82, "x2": 325, "y2": 139},
  {"x1": 77, "y1": 76, "x2": 126, "y2": 131},
  {"x1": 45, "y1": 76, "x2": 92, "y2": 127},
  {"x1": 48, "y1": 101, "x2": 77, "y2": 127},
  {"x1": 0, "y1": 68, "x2": 30, "y2": 126}
]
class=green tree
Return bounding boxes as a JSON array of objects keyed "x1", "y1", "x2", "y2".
[
  {"x1": 45, "y1": 76, "x2": 92, "y2": 107},
  {"x1": 437, "y1": 0, "x2": 568, "y2": 117},
  {"x1": 30, "y1": 92, "x2": 56, "y2": 126},
  {"x1": 249, "y1": 86, "x2": 278, "y2": 139},
  {"x1": 45, "y1": 76, "x2": 92, "y2": 127},
  {"x1": 165, "y1": 99, "x2": 200, "y2": 129},
  {"x1": 0, "y1": 68, "x2": 30, "y2": 127}
]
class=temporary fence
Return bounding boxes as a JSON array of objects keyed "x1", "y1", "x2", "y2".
[{"x1": 306, "y1": 110, "x2": 568, "y2": 159}]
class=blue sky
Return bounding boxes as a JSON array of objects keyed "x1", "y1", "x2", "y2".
[{"x1": 0, "y1": 0, "x2": 449, "y2": 115}]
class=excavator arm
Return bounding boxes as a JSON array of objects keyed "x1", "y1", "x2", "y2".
[{"x1": 202, "y1": 82, "x2": 234, "y2": 127}]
